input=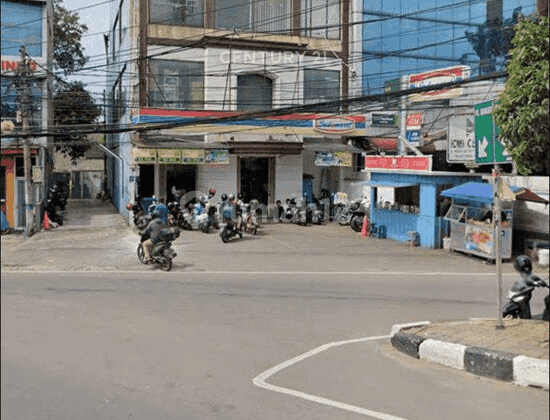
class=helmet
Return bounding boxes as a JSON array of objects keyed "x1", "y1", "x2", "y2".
[
  {"x1": 209, "y1": 188, "x2": 216, "y2": 196},
  {"x1": 237, "y1": 193, "x2": 244, "y2": 200},
  {"x1": 151, "y1": 209, "x2": 161, "y2": 219},
  {"x1": 228, "y1": 193, "x2": 235, "y2": 202},
  {"x1": 221, "y1": 193, "x2": 228, "y2": 201},
  {"x1": 514, "y1": 255, "x2": 532, "y2": 274}
]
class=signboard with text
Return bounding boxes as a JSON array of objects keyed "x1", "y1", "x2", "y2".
[
  {"x1": 132, "y1": 148, "x2": 157, "y2": 164},
  {"x1": 474, "y1": 101, "x2": 512, "y2": 165},
  {"x1": 157, "y1": 149, "x2": 182, "y2": 164},
  {"x1": 365, "y1": 156, "x2": 432, "y2": 172},
  {"x1": 182, "y1": 149, "x2": 205, "y2": 164},
  {"x1": 315, "y1": 152, "x2": 352, "y2": 167},
  {"x1": 371, "y1": 113, "x2": 397, "y2": 127},
  {"x1": 408, "y1": 66, "x2": 470, "y2": 102},
  {"x1": 447, "y1": 115, "x2": 476, "y2": 163},
  {"x1": 205, "y1": 149, "x2": 229, "y2": 164}
]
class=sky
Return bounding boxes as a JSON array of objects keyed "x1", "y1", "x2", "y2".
[{"x1": 62, "y1": 0, "x2": 113, "y2": 101}]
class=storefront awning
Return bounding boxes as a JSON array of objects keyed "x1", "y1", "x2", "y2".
[{"x1": 439, "y1": 182, "x2": 538, "y2": 205}]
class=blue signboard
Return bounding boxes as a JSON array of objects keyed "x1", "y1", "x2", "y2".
[{"x1": 406, "y1": 130, "x2": 421, "y2": 144}]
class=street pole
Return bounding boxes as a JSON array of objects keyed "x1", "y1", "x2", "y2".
[
  {"x1": 493, "y1": 167, "x2": 504, "y2": 329},
  {"x1": 19, "y1": 47, "x2": 34, "y2": 237},
  {"x1": 399, "y1": 75, "x2": 407, "y2": 156}
]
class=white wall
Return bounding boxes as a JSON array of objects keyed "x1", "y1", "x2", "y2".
[
  {"x1": 197, "y1": 155, "x2": 238, "y2": 197},
  {"x1": 275, "y1": 154, "x2": 302, "y2": 202}
]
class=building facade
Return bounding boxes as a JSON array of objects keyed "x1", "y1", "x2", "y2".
[
  {"x1": 1, "y1": 0, "x2": 53, "y2": 231},
  {"x1": 106, "y1": 0, "x2": 370, "y2": 219}
]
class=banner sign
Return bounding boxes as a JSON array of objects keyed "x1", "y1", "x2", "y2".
[
  {"x1": 205, "y1": 149, "x2": 229, "y2": 164},
  {"x1": 182, "y1": 149, "x2": 205, "y2": 164},
  {"x1": 132, "y1": 148, "x2": 157, "y2": 164},
  {"x1": 313, "y1": 117, "x2": 355, "y2": 134},
  {"x1": 315, "y1": 152, "x2": 352, "y2": 167},
  {"x1": 335, "y1": 152, "x2": 352, "y2": 167},
  {"x1": 408, "y1": 66, "x2": 470, "y2": 102},
  {"x1": 406, "y1": 113, "x2": 422, "y2": 129},
  {"x1": 365, "y1": 156, "x2": 432, "y2": 172},
  {"x1": 371, "y1": 113, "x2": 397, "y2": 127},
  {"x1": 447, "y1": 115, "x2": 475, "y2": 163},
  {"x1": 465, "y1": 225, "x2": 494, "y2": 256},
  {"x1": 406, "y1": 130, "x2": 421, "y2": 144},
  {"x1": 157, "y1": 149, "x2": 182, "y2": 164}
]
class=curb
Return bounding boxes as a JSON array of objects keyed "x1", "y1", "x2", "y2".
[{"x1": 390, "y1": 321, "x2": 549, "y2": 390}]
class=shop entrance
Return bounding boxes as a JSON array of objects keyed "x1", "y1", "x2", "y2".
[
  {"x1": 239, "y1": 157, "x2": 272, "y2": 205},
  {"x1": 167, "y1": 165, "x2": 196, "y2": 203},
  {"x1": 137, "y1": 165, "x2": 155, "y2": 198}
]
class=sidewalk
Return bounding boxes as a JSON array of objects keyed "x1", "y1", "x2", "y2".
[{"x1": 390, "y1": 319, "x2": 549, "y2": 390}]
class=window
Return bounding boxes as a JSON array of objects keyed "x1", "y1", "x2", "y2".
[
  {"x1": 301, "y1": 0, "x2": 340, "y2": 39},
  {"x1": 15, "y1": 156, "x2": 36, "y2": 178},
  {"x1": 1, "y1": 78, "x2": 43, "y2": 129},
  {"x1": 394, "y1": 185, "x2": 420, "y2": 213},
  {"x1": 303, "y1": 69, "x2": 339, "y2": 105},
  {"x1": 1, "y1": 1, "x2": 43, "y2": 57},
  {"x1": 149, "y1": 60, "x2": 204, "y2": 109},
  {"x1": 150, "y1": 0, "x2": 203, "y2": 27},
  {"x1": 237, "y1": 74, "x2": 272, "y2": 111},
  {"x1": 215, "y1": 0, "x2": 290, "y2": 32}
]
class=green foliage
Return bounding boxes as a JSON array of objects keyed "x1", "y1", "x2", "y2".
[
  {"x1": 53, "y1": 0, "x2": 88, "y2": 75},
  {"x1": 493, "y1": 16, "x2": 549, "y2": 175},
  {"x1": 53, "y1": 82, "x2": 101, "y2": 163}
]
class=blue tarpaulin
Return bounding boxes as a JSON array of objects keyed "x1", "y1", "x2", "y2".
[{"x1": 440, "y1": 182, "x2": 521, "y2": 205}]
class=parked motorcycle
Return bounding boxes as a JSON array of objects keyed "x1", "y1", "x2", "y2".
[
  {"x1": 137, "y1": 227, "x2": 180, "y2": 271},
  {"x1": 193, "y1": 198, "x2": 211, "y2": 233},
  {"x1": 240, "y1": 200, "x2": 259, "y2": 235},
  {"x1": 44, "y1": 181, "x2": 69, "y2": 226},
  {"x1": 306, "y1": 198, "x2": 324, "y2": 224},
  {"x1": 219, "y1": 194, "x2": 243, "y2": 243},
  {"x1": 349, "y1": 197, "x2": 370, "y2": 233},
  {"x1": 502, "y1": 255, "x2": 549, "y2": 320},
  {"x1": 127, "y1": 196, "x2": 158, "y2": 232}
]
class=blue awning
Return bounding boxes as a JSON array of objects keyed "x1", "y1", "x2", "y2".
[{"x1": 440, "y1": 182, "x2": 522, "y2": 205}]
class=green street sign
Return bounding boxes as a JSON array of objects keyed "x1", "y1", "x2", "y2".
[{"x1": 474, "y1": 101, "x2": 512, "y2": 165}]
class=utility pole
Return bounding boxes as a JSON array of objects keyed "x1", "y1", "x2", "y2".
[{"x1": 17, "y1": 47, "x2": 35, "y2": 237}]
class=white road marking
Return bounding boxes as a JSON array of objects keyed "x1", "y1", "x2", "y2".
[
  {"x1": 2, "y1": 270, "x2": 519, "y2": 276},
  {"x1": 252, "y1": 335, "x2": 411, "y2": 420}
]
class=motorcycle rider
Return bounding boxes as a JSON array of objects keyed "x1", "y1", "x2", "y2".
[{"x1": 141, "y1": 208, "x2": 167, "y2": 264}]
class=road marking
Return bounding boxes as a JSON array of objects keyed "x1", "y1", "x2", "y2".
[
  {"x1": 1, "y1": 270, "x2": 519, "y2": 276},
  {"x1": 252, "y1": 335, "x2": 411, "y2": 420}
]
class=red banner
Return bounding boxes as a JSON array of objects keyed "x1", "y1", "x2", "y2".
[{"x1": 365, "y1": 156, "x2": 431, "y2": 171}]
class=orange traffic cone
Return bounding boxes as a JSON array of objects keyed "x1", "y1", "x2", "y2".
[
  {"x1": 43, "y1": 212, "x2": 50, "y2": 230},
  {"x1": 361, "y1": 215, "x2": 368, "y2": 238}
]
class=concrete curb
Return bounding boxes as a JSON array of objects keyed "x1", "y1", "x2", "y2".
[{"x1": 390, "y1": 322, "x2": 549, "y2": 390}]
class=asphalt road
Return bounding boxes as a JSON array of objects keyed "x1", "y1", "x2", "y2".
[{"x1": 2, "y1": 267, "x2": 548, "y2": 420}]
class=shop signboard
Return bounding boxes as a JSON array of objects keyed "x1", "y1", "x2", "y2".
[
  {"x1": 447, "y1": 115, "x2": 476, "y2": 163},
  {"x1": 364, "y1": 156, "x2": 432, "y2": 172},
  {"x1": 474, "y1": 100, "x2": 512, "y2": 165},
  {"x1": 157, "y1": 149, "x2": 182, "y2": 164},
  {"x1": 205, "y1": 149, "x2": 229, "y2": 164},
  {"x1": 315, "y1": 152, "x2": 352, "y2": 167},
  {"x1": 371, "y1": 113, "x2": 397, "y2": 127},
  {"x1": 408, "y1": 66, "x2": 470, "y2": 102},
  {"x1": 182, "y1": 149, "x2": 205, "y2": 164},
  {"x1": 406, "y1": 130, "x2": 421, "y2": 144},
  {"x1": 313, "y1": 117, "x2": 355, "y2": 134},
  {"x1": 132, "y1": 148, "x2": 157, "y2": 164}
]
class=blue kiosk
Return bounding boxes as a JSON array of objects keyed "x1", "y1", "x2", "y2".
[{"x1": 367, "y1": 171, "x2": 483, "y2": 248}]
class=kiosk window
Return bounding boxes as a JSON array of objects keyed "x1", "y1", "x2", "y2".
[{"x1": 394, "y1": 185, "x2": 419, "y2": 211}]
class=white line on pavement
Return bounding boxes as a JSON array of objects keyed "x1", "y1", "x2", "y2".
[
  {"x1": 1, "y1": 270, "x2": 519, "y2": 276},
  {"x1": 252, "y1": 335, "x2": 410, "y2": 420}
]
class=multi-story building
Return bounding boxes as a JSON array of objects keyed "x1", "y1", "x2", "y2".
[
  {"x1": 1, "y1": 0, "x2": 53, "y2": 231},
  {"x1": 106, "y1": 0, "x2": 369, "y2": 218},
  {"x1": 360, "y1": 0, "x2": 538, "y2": 169}
]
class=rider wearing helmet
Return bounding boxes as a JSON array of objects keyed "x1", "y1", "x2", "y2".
[
  {"x1": 514, "y1": 255, "x2": 533, "y2": 275},
  {"x1": 141, "y1": 208, "x2": 167, "y2": 264}
]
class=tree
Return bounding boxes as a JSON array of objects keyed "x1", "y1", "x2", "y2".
[
  {"x1": 53, "y1": 0, "x2": 88, "y2": 75},
  {"x1": 53, "y1": 81, "x2": 101, "y2": 163},
  {"x1": 493, "y1": 16, "x2": 549, "y2": 175},
  {"x1": 52, "y1": 0, "x2": 100, "y2": 162}
]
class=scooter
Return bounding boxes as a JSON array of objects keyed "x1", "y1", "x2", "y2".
[
  {"x1": 306, "y1": 198, "x2": 324, "y2": 225},
  {"x1": 349, "y1": 197, "x2": 370, "y2": 233},
  {"x1": 502, "y1": 255, "x2": 549, "y2": 320},
  {"x1": 137, "y1": 228, "x2": 180, "y2": 271},
  {"x1": 240, "y1": 202, "x2": 258, "y2": 235},
  {"x1": 193, "y1": 201, "x2": 211, "y2": 233}
]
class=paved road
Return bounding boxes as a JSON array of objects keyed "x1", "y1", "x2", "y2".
[{"x1": 2, "y1": 269, "x2": 548, "y2": 420}]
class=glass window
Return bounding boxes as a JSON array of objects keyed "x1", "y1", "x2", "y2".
[
  {"x1": 149, "y1": 60, "x2": 204, "y2": 109},
  {"x1": 150, "y1": 0, "x2": 203, "y2": 27},
  {"x1": 303, "y1": 69, "x2": 339, "y2": 105},
  {"x1": 1, "y1": 77, "x2": 43, "y2": 130},
  {"x1": 237, "y1": 74, "x2": 272, "y2": 111},
  {"x1": 301, "y1": 0, "x2": 340, "y2": 39},
  {"x1": 1, "y1": 1, "x2": 43, "y2": 57},
  {"x1": 215, "y1": 0, "x2": 290, "y2": 32}
]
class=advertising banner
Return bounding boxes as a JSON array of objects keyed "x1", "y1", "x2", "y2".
[
  {"x1": 447, "y1": 115, "x2": 476, "y2": 163},
  {"x1": 335, "y1": 152, "x2": 352, "y2": 167},
  {"x1": 205, "y1": 149, "x2": 229, "y2": 164},
  {"x1": 371, "y1": 113, "x2": 397, "y2": 127},
  {"x1": 408, "y1": 66, "x2": 470, "y2": 102},
  {"x1": 182, "y1": 149, "x2": 205, "y2": 164},
  {"x1": 132, "y1": 148, "x2": 157, "y2": 164},
  {"x1": 157, "y1": 149, "x2": 182, "y2": 164},
  {"x1": 465, "y1": 225, "x2": 494, "y2": 256},
  {"x1": 364, "y1": 156, "x2": 432, "y2": 172}
]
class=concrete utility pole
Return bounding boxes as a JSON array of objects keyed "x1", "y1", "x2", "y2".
[
  {"x1": 493, "y1": 166, "x2": 504, "y2": 329},
  {"x1": 18, "y1": 47, "x2": 35, "y2": 237}
]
